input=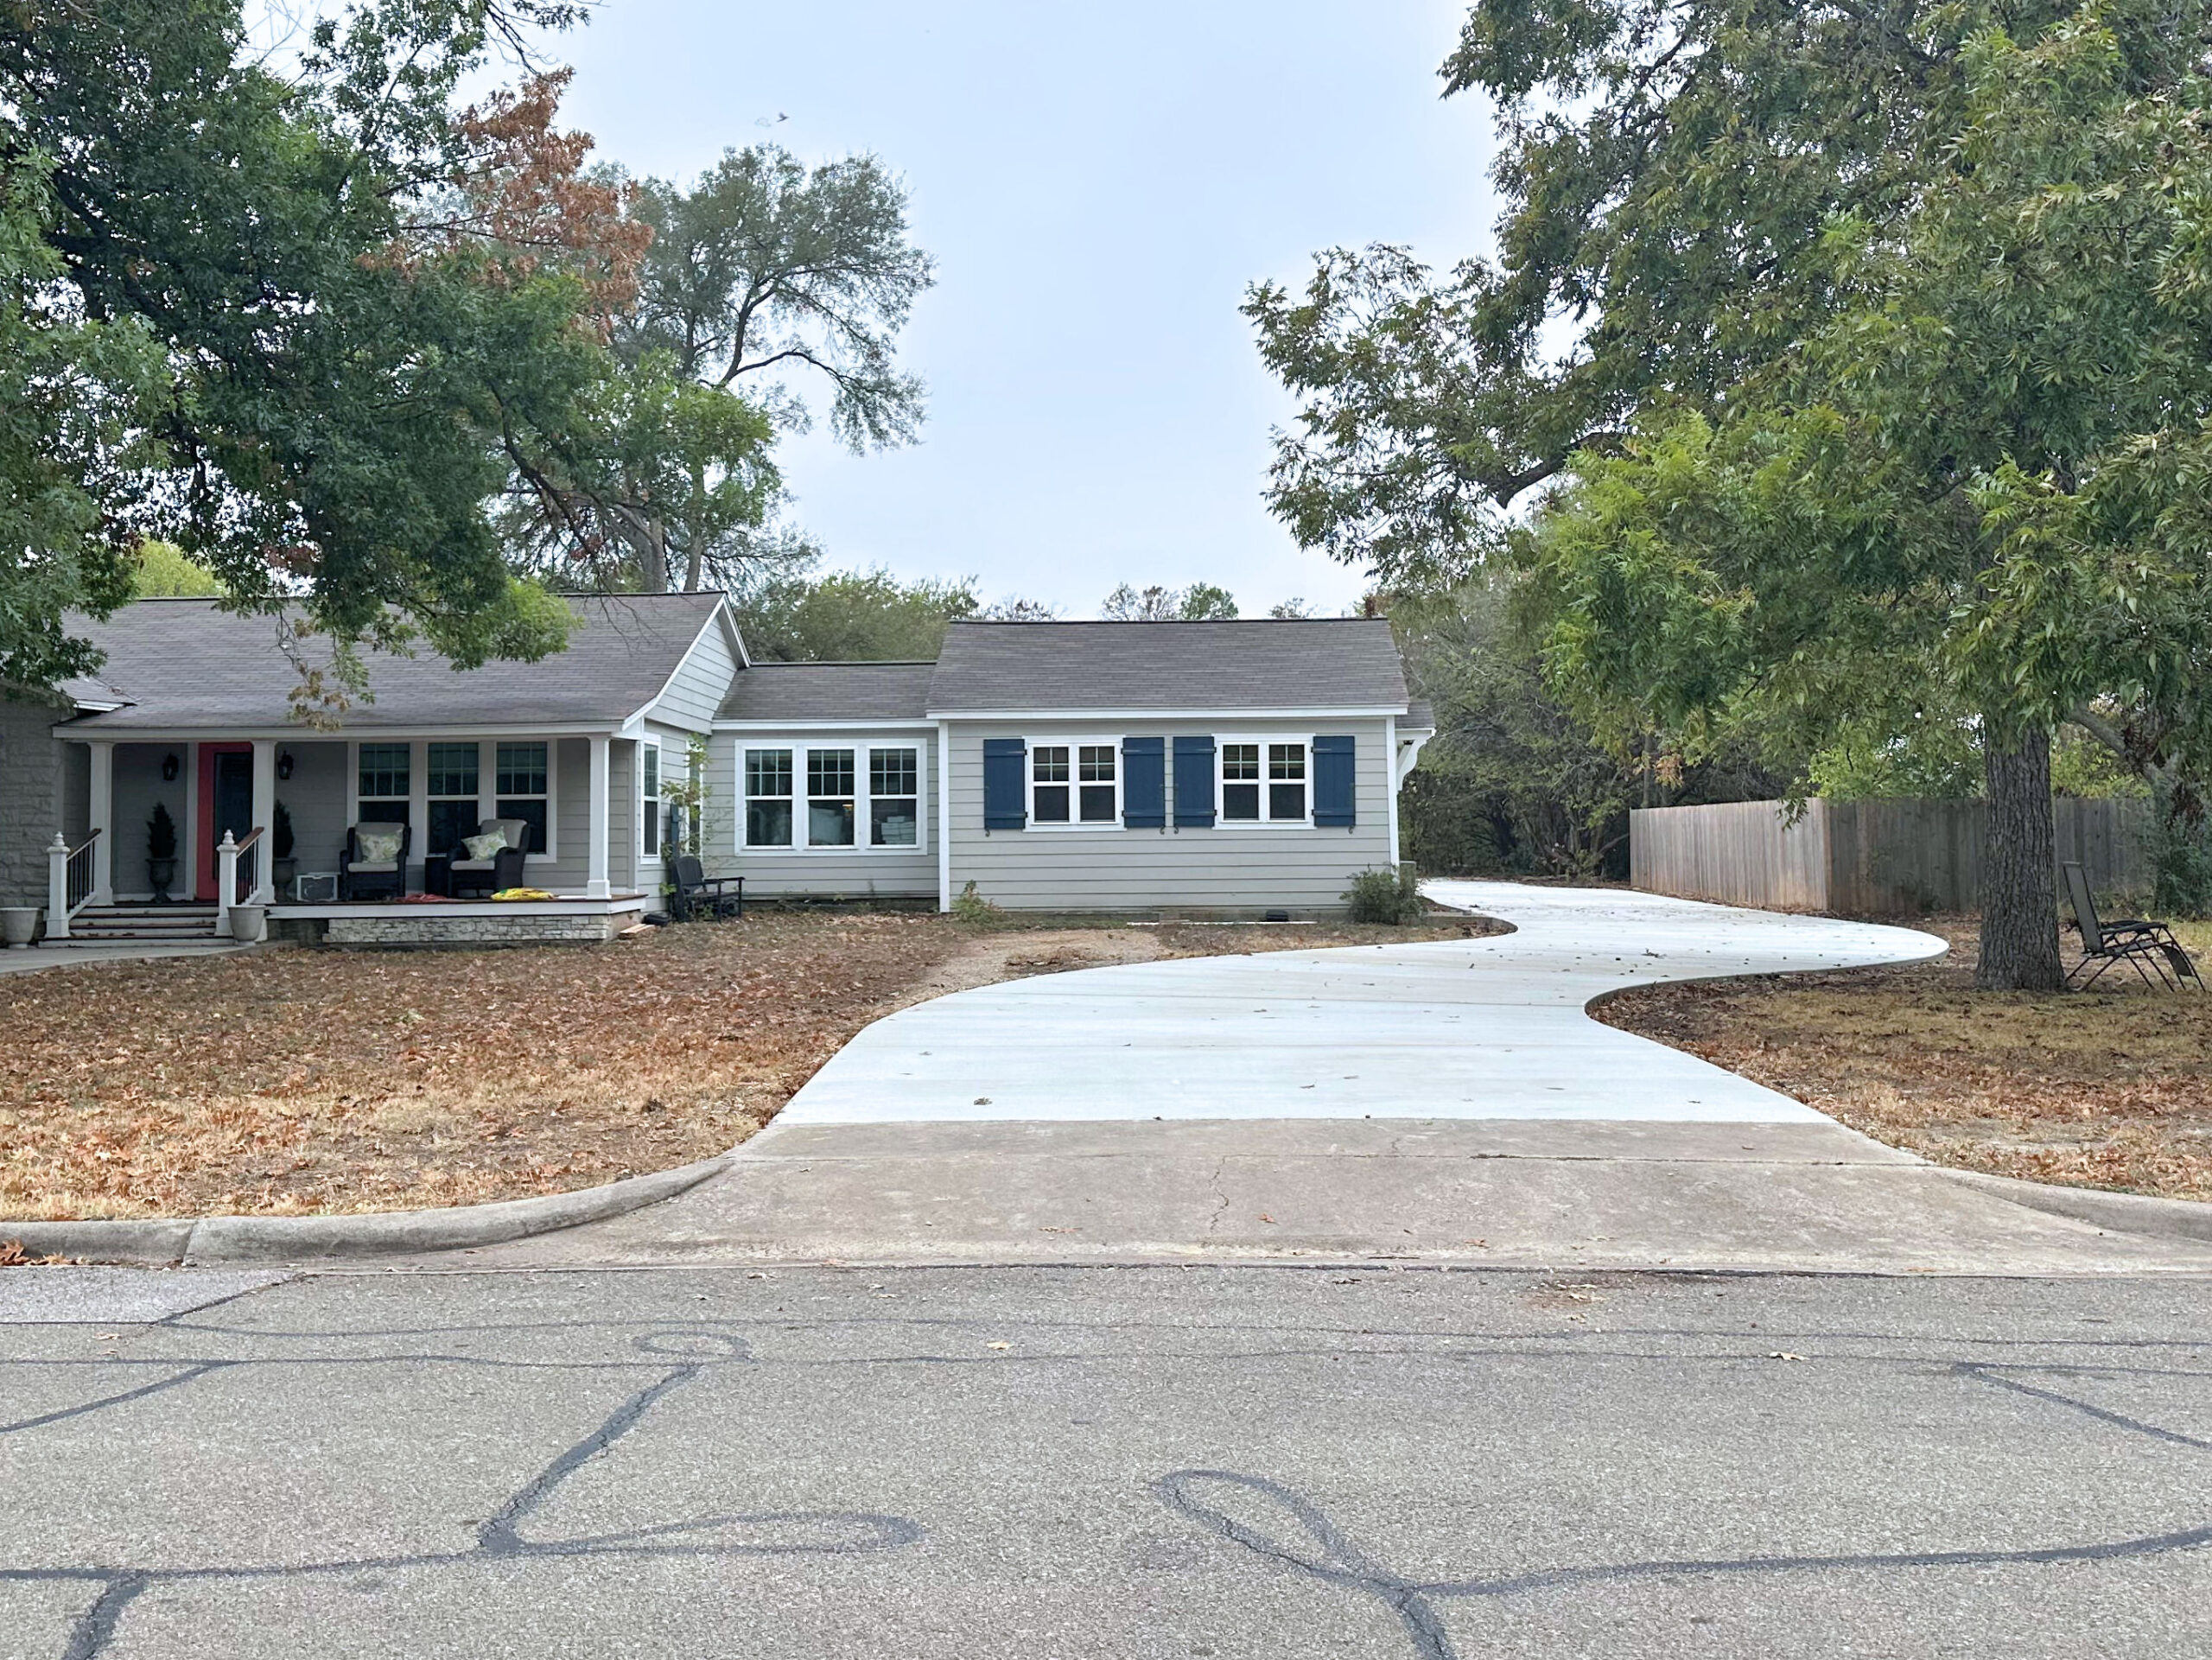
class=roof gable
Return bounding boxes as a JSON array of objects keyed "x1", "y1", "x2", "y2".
[{"x1": 925, "y1": 619, "x2": 1408, "y2": 715}]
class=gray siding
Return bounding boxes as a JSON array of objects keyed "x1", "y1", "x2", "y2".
[
  {"x1": 705, "y1": 729, "x2": 938, "y2": 899},
  {"x1": 0, "y1": 694, "x2": 65, "y2": 907},
  {"x1": 648, "y1": 614, "x2": 737, "y2": 731},
  {"x1": 109, "y1": 743, "x2": 190, "y2": 900},
  {"x1": 944, "y1": 717, "x2": 1397, "y2": 914},
  {"x1": 278, "y1": 741, "x2": 350, "y2": 881}
]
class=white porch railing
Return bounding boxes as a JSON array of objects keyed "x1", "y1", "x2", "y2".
[
  {"x1": 215, "y1": 827, "x2": 264, "y2": 938},
  {"x1": 45, "y1": 830, "x2": 101, "y2": 941}
]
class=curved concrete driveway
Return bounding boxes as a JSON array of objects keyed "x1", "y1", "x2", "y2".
[
  {"x1": 778, "y1": 881, "x2": 1947, "y2": 1126},
  {"x1": 481, "y1": 883, "x2": 2212, "y2": 1274}
]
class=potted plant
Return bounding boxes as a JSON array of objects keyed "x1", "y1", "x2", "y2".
[
  {"x1": 271, "y1": 800, "x2": 296, "y2": 897},
  {"x1": 147, "y1": 802, "x2": 179, "y2": 903}
]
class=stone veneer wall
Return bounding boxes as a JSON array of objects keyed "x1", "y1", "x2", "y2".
[
  {"x1": 324, "y1": 912, "x2": 621, "y2": 946},
  {"x1": 0, "y1": 693, "x2": 63, "y2": 909}
]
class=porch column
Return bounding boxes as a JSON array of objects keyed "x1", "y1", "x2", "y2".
[
  {"x1": 587, "y1": 735, "x2": 611, "y2": 898},
  {"x1": 87, "y1": 741, "x2": 113, "y2": 904},
  {"x1": 251, "y1": 739, "x2": 276, "y2": 902}
]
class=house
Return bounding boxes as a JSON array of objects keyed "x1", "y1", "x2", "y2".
[{"x1": 0, "y1": 595, "x2": 1432, "y2": 944}]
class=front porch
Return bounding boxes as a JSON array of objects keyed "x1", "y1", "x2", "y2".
[{"x1": 47, "y1": 728, "x2": 666, "y2": 943}]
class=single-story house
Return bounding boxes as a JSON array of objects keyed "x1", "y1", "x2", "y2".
[{"x1": 0, "y1": 595, "x2": 1432, "y2": 944}]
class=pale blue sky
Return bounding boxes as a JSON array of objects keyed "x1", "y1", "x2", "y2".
[{"x1": 547, "y1": 2, "x2": 1498, "y2": 616}]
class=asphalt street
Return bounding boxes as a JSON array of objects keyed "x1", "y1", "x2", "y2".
[{"x1": 4, "y1": 1262, "x2": 2209, "y2": 1658}]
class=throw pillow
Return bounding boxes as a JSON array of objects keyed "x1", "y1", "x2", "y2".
[
  {"x1": 462, "y1": 830, "x2": 507, "y2": 860},
  {"x1": 355, "y1": 829, "x2": 401, "y2": 864}
]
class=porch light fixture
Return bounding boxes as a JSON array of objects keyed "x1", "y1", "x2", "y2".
[
  {"x1": 276, "y1": 749, "x2": 294, "y2": 780},
  {"x1": 161, "y1": 753, "x2": 179, "y2": 782}
]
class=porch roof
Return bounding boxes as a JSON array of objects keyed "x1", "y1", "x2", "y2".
[{"x1": 54, "y1": 594, "x2": 728, "y2": 735}]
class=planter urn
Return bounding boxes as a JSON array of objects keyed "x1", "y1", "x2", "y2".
[
  {"x1": 0, "y1": 906, "x2": 37, "y2": 950},
  {"x1": 228, "y1": 904, "x2": 267, "y2": 944},
  {"x1": 147, "y1": 857, "x2": 178, "y2": 904}
]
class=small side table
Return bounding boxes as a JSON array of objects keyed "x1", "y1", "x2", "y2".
[{"x1": 423, "y1": 853, "x2": 454, "y2": 898}]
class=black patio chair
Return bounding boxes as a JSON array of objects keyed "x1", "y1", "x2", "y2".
[
  {"x1": 670, "y1": 855, "x2": 744, "y2": 923},
  {"x1": 2063, "y1": 861, "x2": 2201, "y2": 991},
  {"x1": 447, "y1": 816, "x2": 531, "y2": 899},
  {"x1": 340, "y1": 821, "x2": 410, "y2": 902}
]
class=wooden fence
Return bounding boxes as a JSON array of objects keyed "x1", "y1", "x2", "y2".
[{"x1": 1630, "y1": 797, "x2": 2152, "y2": 914}]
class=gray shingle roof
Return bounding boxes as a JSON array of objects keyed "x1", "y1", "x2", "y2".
[
  {"x1": 926, "y1": 619, "x2": 1408, "y2": 714},
  {"x1": 1405, "y1": 700, "x2": 1435, "y2": 730},
  {"x1": 59, "y1": 594, "x2": 728, "y2": 732},
  {"x1": 718, "y1": 661, "x2": 935, "y2": 722}
]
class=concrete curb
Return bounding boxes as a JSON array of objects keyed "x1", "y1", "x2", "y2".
[
  {"x1": 1941, "y1": 1168, "x2": 2212, "y2": 1244},
  {"x1": 0, "y1": 1150, "x2": 735, "y2": 1266}
]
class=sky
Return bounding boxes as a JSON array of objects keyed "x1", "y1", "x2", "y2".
[{"x1": 539, "y1": 2, "x2": 1502, "y2": 618}]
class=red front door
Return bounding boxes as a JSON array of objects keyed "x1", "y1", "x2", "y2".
[{"x1": 197, "y1": 743, "x2": 254, "y2": 900}]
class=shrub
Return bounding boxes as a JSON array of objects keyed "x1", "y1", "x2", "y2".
[
  {"x1": 950, "y1": 881, "x2": 1005, "y2": 925},
  {"x1": 1344, "y1": 867, "x2": 1425, "y2": 925}
]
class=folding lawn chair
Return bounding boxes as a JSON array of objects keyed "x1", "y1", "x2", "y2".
[{"x1": 2062, "y1": 861, "x2": 2202, "y2": 991}]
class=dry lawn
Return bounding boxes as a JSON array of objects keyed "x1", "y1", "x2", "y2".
[
  {"x1": 0, "y1": 910, "x2": 1483, "y2": 1221},
  {"x1": 1598, "y1": 915, "x2": 2212, "y2": 1201}
]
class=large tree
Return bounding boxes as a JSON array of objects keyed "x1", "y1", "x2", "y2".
[
  {"x1": 1246, "y1": 0, "x2": 2212, "y2": 986},
  {"x1": 1, "y1": 0, "x2": 623, "y2": 696}
]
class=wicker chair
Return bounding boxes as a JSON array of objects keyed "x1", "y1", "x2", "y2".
[
  {"x1": 448, "y1": 817, "x2": 532, "y2": 899},
  {"x1": 340, "y1": 822, "x2": 410, "y2": 901}
]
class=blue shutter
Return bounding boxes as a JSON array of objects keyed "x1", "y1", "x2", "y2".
[
  {"x1": 1122, "y1": 736, "x2": 1165, "y2": 828},
  {"x1": 982, "y1": 739, "x2": 1026, "y2": 830},
  {"x1": 1313, "y1": 735, "x2": 1356, "y2": 827},
  {"x1": 1173, "y1": 735, "x2": 1215, "y2": 828}
]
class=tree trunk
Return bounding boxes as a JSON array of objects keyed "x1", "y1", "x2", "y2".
[
  {"x1": 1977, "y1": 725, "x2": 2065, "y2": 991},
  {"x1": 637, "y1": 518, "x2": 669, "y2": 592}
]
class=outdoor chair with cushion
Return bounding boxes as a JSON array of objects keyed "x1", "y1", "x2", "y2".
[
  {"x1": 2063, "y1": 861, "x2": 2201, "y2": 990},
  {"x1": 670, "y1": 855, "x2": 744, "y2": 922},
  {"x1": 340, "y1": 822, "x2": 411, "y2": 902},
  {"x1": 448, "y1": 817, "x2": 531, "y2": 898}
]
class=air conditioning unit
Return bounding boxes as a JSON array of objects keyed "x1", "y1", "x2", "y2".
[{"x1": 294, "y1": 872, "x2": 340, "y2": 903}]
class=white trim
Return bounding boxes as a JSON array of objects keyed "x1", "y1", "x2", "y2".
[
  {"x1": 181, "y1": 742, "x2": 199, "y2": 905},
  {"x1": 715, "y1": 718, "x2": 938, "y2": 732},
  {"x1": 1216, "y1": 733, "x2": 1314, "y2": 827},
  {"x1": 1024, "y1": 735, "x2": 1124, "y2": 830},
  {"x1": 1386, "y1": 714, "x2": 1401, "y2": 868},
  {"x1": 737, "y1": 735, "x2": 930, "y2": 856},
  {"x1": 925, "y1": 705, "x2": 1408, "y2": 722},
  {"x1": 87, "y1": 741, "x2": 113, "y2": 902},
  {"x1": 639, "y1": 736, "x2": 663, "y2": 864},
  {"x1": 937, "y1": 724, "x2": 951, "y2": 912},
  {"x1": 586, "y1": 735, "x2": 611, "y2": 899},
  {"x1": 60, "y1": 722, "x2": 622, "y2": 742}
]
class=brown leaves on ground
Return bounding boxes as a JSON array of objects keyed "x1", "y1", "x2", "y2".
[
  {"x1": 0, "y1": 911, "x2": 1480, "y2": 1221},
  {"x1": 1598, "y1": 916, "x2": 2212, "y2": 1201}
]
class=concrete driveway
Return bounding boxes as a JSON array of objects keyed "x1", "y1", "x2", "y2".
[{"x1": 474, "y1": 883, "x2": 2212, "y2": 1275}]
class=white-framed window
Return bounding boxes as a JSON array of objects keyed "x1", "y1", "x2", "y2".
[
  {"x1": 1221, "y1": 738, "x2": 1309, "y2": 824},
  {"x1": 870, "y1": 747, "x2": 920, "y2": 847},
  {"x1": 738, "y1": 738, "x2": 928, "y2": 853},
  {"x1": 495, "y1": 741, "x2": 552, "y2": 855},
  {"x1": 1029, "y1": 740, "x2": 1119, "y2": 827},
  {"x1": 807, "y1": 748, "x2": 857, "y2": 847},
  {"x1": 357, "y1": 741, "x2": 410, "y2": 830},
  {"x1": 640, "y1": 740, "x2": 662, "y2": 861},
  {"x1": 745, "y1": 747, "x2": 794, "y2": 847},
  {"x1": 426, "y1": 741, "x2": 480, "y2": 856}
]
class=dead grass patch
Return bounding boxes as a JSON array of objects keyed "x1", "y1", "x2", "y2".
[
  {"x1": 1597, "y1": 915, "x2": 2212, "y2": 1201},
  {"x1": 0, "y1": 909, "x2": 1483, "y2": 1220}
]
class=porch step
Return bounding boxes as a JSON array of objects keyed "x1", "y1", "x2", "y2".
[{"x1": 62, "y1": 905, "x2": 223, "y2": 943}]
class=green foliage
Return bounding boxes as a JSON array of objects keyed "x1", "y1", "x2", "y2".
[
  {"x1": 2149, "y1": 782, "x2": 2212, "y2": 917},
  {"x1": 733, "y1": 565, "x2": 980, "y2": 661},
  {"x1": 1343, "y1": 867, "x2": 1425, "y2": 925},
  {"x1": 133, "y1": 541, "x2": 224, "y2": 598},
  {"x1": 2, "y1": 0, "x2": 593, "y2": 692},
  {"x1": 1391, "y1": 578, "x2": 1782, "y2": 877},
  {"x1": 1808, "y1": 725, "x2": 1983, "y2": 802},
  {"x1": 950, "y1": 881, "x2": 1004, "y2": 925},
  {"x1": 1100, "y1": 582, "x2": 1239, "y2": 620},
  {"x1": 147, "y1": 801, "x2": 177, "y2": 862}
]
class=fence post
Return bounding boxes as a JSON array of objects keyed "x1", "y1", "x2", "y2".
[
  {"x1": 216, "y1": 832, "x2": 237, "y2": 936},
  {"x1": 47, "y1": 834, "x2": 69, "y2": 941}
]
